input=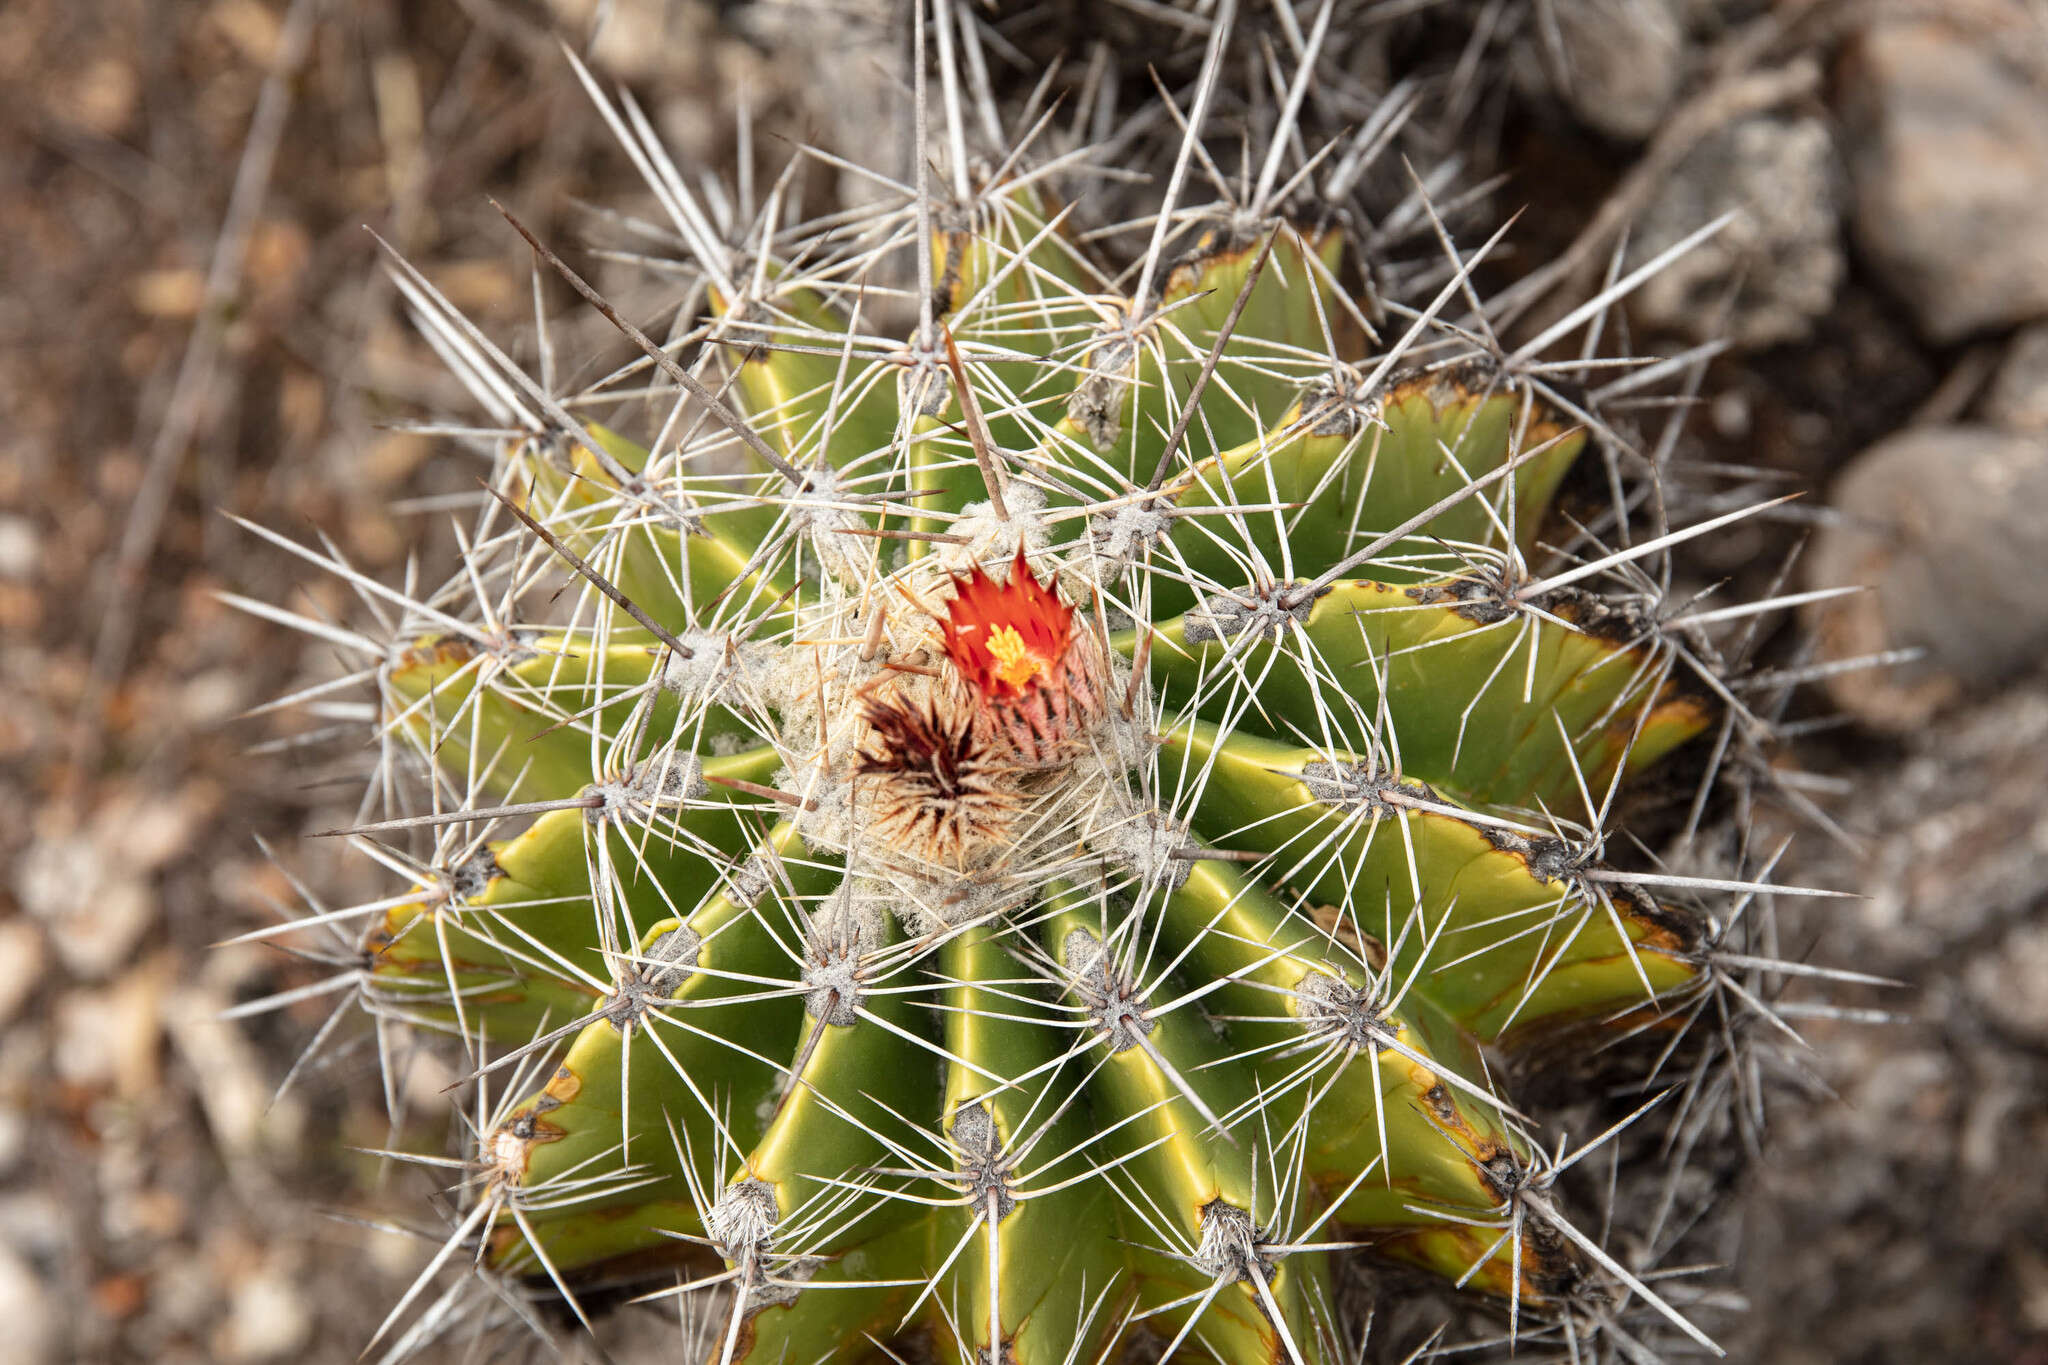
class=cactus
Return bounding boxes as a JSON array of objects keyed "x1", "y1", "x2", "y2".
[{"x1": 236, "y1": 10, "x2": 1859, "y2": 1363}]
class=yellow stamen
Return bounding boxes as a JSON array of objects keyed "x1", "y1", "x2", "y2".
[{"x1": 986, "y1": 625, "x2": 1043, "y2": 689}]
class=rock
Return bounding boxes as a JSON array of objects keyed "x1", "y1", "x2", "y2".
[
  {"x1": 1806, "y1": 425, "x2": 2048, "y2": 728},
  {"x1": 15, "y1": 786, "x2": 207, "y2": 981},
  {"x1": 1630, "y1": 115, "x2": 1843, "y2": 347},
  {"x1": 1782, "y1": 677, "x2": 2048, "y2": 972},
  {"x1": 0, "y1": 514, "x2": 35, "y2": 580},
  {"x1": 1967, "y1": 919, "x2": 2048, "y2": 1044},
  {"x1": 28, "y1": 855, "x2": 154, "y2": 981},
  {"x1": 1550, "y1": 0, "x2": 1687, "y2": 141},
  {"x1": 147, "y1": 1257, "x2": 220, "y2": 1339},
  {"x1": 0, "y1": 1192, "x2": 72, "y2": 1270},
  {"x1": 1982, "y1": 321, "x2": 2048, "y2": 434},
  {"x1": 0, "y1": 1243, "x2": 57, "y2": 1365},
  {"x1": 2021, "y1": 1246, "x2": 2048, "y2": 1335},
  {"x1": 0, "y1": 921, "x2": 45, "y2": 1025},
  {"x1": 177, "y1": 668, "x2": 246, "y2": 727},
  {"x1": 218, "y1": 1270, "x2": 310, "y2": 1362},
  {"x1": 1839, "y1": 15, "x2": 2048, "y2": 343},
  {"x1": 543, "y1": 0, "x2": 715, "y2": 86},
  {"x1": 50, "y1": 962, "x2": 168, "y2": 1097},
  {"x1": 0, "y1": 1106, "x2": 22, "y2": 1182}
]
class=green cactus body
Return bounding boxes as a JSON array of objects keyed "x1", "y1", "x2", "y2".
[{"x1": 331, "y1": 145, "x2": 1750, "y2": 1358}]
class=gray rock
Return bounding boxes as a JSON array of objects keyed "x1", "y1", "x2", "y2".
[
  {"x1": 1630, "y1": 115, "x2": 1843, "y2": 347},
  {"x1": 1806, "y1": 425, "x2": 2048, "y2": 728},
  {"x1": 1550, "y1": 0, "x2": 1688, "y2": 141},
  {"x1": 1982, "y1": 321, "x2": 2048, "y2": 434},
  {"x1": 1967, "y1": 919, "x2": 2048, "y2": 1045},
  {"x1": 1840, "y1": 16, "x2": 2048, "y2": 343}
]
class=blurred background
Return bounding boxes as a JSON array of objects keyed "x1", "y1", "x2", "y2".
[{"x1": 3, "y1": 0, "x2": 2046, "y2": 1360}]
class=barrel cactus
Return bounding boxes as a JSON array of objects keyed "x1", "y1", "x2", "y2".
[{"x1": 237, "y1": 12, "x2": 1851, "y2": 1363}]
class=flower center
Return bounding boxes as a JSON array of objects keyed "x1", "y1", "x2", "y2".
[{"x1": 985, "y1": 624, "x2": 1044, "y2": 690}]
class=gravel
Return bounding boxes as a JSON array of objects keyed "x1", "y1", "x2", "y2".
[{"x1": 1751, "y1": 671, "x2": 2048, "y2": 1363}]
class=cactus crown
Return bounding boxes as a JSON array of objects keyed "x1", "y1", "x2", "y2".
[{"x1": 239, "y1": 10, "x2": 1855, "y2": 1363}]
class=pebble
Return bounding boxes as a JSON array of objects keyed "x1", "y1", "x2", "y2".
[
  {"x1": 16, "y1": 788, "x2": 205, "y2": 981},
  {"x1": 0, "y1": 1105, "x2": 25, "y2": 1180},
  {"x1": 543, "y1": 0, "x2": 712, "y2": 84},
  {"x1": 2020, "y1": 1246, "x2": 2048, "y2": 1334},
  {"x1": 1967, "y1": 919, "x2": 2048, "y2": 1045},
  {"x1": 36, "y1": 860, "x2": 155, "y2": 982},
  {"x1": 1982, "y1": 321, "x2": 2048, "y2": 434},
  {"x1": 218, "y1": 1270, "x2": 310, "y2": 1362},
  {"x1": 177, "y1": 668, "x2": 246, "y2": 727},
  {"x1": 0, "y1": 1192, "x2": 73, "y2": 1267},
  {"x1": 1630, "y1": 115, "x2": 1842, "y2": 347},
  {"x1": 0, "y1": 514, "x2": 36, "y2": 580},
  {"x1": 0, "y1": 920, "x2": 46, "y2": 1025},
  {"x1": 1806, "y1": 425, "x2": 2048, "y2": 727},
  {"x1": 1549, "y1": 0, "x2": 1687, "y2": 141},
  {"x1": 0, "y1": 1243, "x2": 57, "y2": 1365},
  {"x1": 1840, "y1": 14, "x2": 2048, "y2": 342},
  {"x1": 50, "y1": 963, "x2": 168, "y2": 1097}
]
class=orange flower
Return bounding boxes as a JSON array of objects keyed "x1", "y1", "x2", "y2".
[{"x1": 941, "y1": 547, "x2": 1073, "y2": 700}]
